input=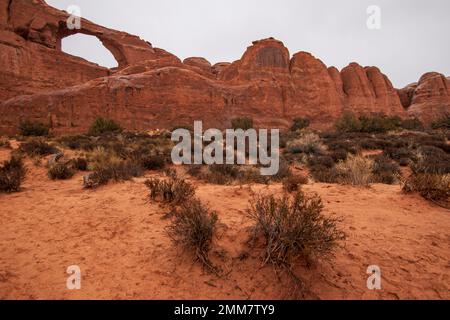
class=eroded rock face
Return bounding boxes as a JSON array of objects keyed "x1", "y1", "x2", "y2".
[
  {"x1": 0, "y1": 0, "x2": 448, "y2": 135},
  {"x1": 406, "y1": 72, "x2": 450, "y2": 123}
]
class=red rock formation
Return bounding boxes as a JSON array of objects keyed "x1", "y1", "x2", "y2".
[
  {"x1": 406, "y1": 72, "x2": 450, "y2": 123},
  {"x1": 0, "y1": 0, "x2": 448, "y2": 135}
]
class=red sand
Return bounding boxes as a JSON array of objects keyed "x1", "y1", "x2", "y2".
[{"x1": 0, "y1": 146, "x2": 449, "y2": 300}]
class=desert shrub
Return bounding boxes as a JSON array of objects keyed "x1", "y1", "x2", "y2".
[
  {"x1": 84, "y1": 160, "x2": 143, "y2": 188},
  {"x1": 19, "y1": 120, "x2": 49, "y2": 137},
  {"x1": 145, "y1": 177, "x2": 196, "y2": 206},
  {"x1": 372, "y1": 156, "x2": 400, "y2": 184},
  {"x1": 308, "y1": 155, "x2": 335, "y2": 169},
  {"x1": 335, "y1": 112, "x2": 362, "y2": 133},
  {"x1": 335, "y1": 154, "x2": 374, "y2": 186},
  {"x1": 308, "y1": 155, "x2": 340, "y2": 183},
  {"x1": 283, "y1": 174, "x2": 308, "y2": 193},
  {"x1": 384, "y1": 147, "x2": 414, "y2": 162},
  {"x1": 141, "y1": 154, "x2": 166, "y2": 170},
  {"x1": 358, "y1": 114, "x2": 401, "y2": 133},
  {"x1": 0, "y1": 138, "x2": 11, "y2": 149},
  {"x1": 88, "y1": 118, "x2": 122, "y2": 136},
  {"x1": 412, "y1": 146, "x2": 450, "y2": 175},
  {"x1": 401, "y1": 118, "x2": 424, "y2": 131},
  {"x1": 290, "y1": 118, "x2": 310, "y2": 131},
  {"x1": 329, "y1": 149, "x2": 348, "y2": 162},
  {"x1": 186, "y1": 164, "x2": 204, "y2": 178},
  {"x1": 201, "y1": 164, "x2": 241, "y2": 185},
  {"x1": 335, "y1": 112, "x2": 408, "y2": 134},
  {"x1": 58, "y1": 135, "x2": 95, "y2": 151},
  {"x1": 403, "y1": 174, "x2": 450, "y2": 207},
  {"x1": 166, "y1": 198, "x2": 218, "y2": 272},
  {"x1": 19, "y1": 139, "x2": 59, "y2": 157},
  {"x1": 287, "y1": 133, "x2": 326, "y2": 155},
  {"x1": 0, "y1": 156, "x2": 26, "y2": 193},
  {"x1": 71, "y1": 158, "x2": 88, "y2": 171},
  {"x1": 48, "y1": 163, "x2": 75, "y2": 180},
  {"x1": 231, "y1": 117, "x2": 254, "y2": 131},
  {"x1": 431, "y1": 113, "x2": 450, "y2": 130},
  {"x1": 87, "y1": 147, "x2": 122, "y2": 171},
  {"x1": 248, "y1": 191, "x2": 346, "y2": 268}
]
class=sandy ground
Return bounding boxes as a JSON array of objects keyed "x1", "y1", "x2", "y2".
[{"x1": 0, "y1": 145, "x2": 449, "y2": 300}]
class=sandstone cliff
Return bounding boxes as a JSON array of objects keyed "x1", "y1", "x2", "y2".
[{"x1": 0, "y1": 0, "x2": 448, "y2": 135}]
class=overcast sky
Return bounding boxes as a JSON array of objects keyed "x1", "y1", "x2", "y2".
[{"x1": 47, "y1": 0, "x2": 450, "y2": 88}]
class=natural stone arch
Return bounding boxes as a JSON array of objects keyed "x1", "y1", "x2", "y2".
[{"x1": 56, "y1": 23, "x2": 127, "y2": 68}]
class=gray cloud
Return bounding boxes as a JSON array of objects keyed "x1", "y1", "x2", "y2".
[{"x1": 47, "y1": 0, "x2": 450, "y2": 88}]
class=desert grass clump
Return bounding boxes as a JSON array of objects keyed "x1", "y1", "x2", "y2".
[
  {"x1": 48, "y1": 163, "x2": 75, "y2": 180},
  {"x1": 19, "y1": 139, "x2": 59, "y2": 157},
  {"x1": 145, "y1": 177, "x2": 196, "y2": 206},
  {"x1": 287, "y1": 133, "x2": 326, "y2": 155},
  {"x1": 402, "y1": 174, "x2": 450, "y2": 208},
  {"x1": 19, "y1": 120, "x2": 49, "y2": 137},
  {"x1": 335, "y1": 154, "x2": 374, "y2": 186},
  {"x1": 0, "y1": 156, "x2": 26, "y2": 193},
  {"x1": 166, "y1": 198, "x2": 218, "y2": 272},
  {"x1": 88, "y1": 117, "x2": 122, "y2": 136},
  {"x1": 283, "y1": 174, "x2": 308, "y2": 193},
  {"x1": 248, "y1": 191, "x2": 346, "y2": 270}
]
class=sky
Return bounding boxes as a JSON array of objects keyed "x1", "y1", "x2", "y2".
[{"x1": 46, "y1": 0, "x2": 450, "y2": 88}]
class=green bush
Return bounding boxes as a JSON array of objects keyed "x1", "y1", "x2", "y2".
[
  {"x1": 231, "y1": 117, "x2": 254, "y2": 131},
  {"x1": 19, "y1": 120, "x2": 49, "y2": 137},
  {"x1": 0, "y1": 156, "x2": 26, "y2": 193},
  {"x1": 88, "y1": 118, "x2": 122, "y2": 136}
]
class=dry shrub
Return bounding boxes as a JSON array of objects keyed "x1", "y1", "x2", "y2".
[
  {"x1": 19, "y1": 139, "x2": 59, "y2": 157},
  {"x1": 248, "y1": 191, "x2": 346, "y2": 269},
  {"x1": 283, "y1": 174, "x2": 308, "y2": 193},
  {"x1": 372, "y1": 155, "x2": 400, "y2": 185},
  {"x1": 48, "y1": 163, "x2": 75, "y2": 180},
  {"x1": 166, "y1": 198, "x2": 219, "y2": 272},
  {"x1": 19, "y1": 120, "x2": 49, "y2": 137},
  {"x1": 335, "y1": 154, "x2": 374, "y2": 186},
  {"x1": 71, "y1": 158, "x2": 88, "y2": 171},
  {"x1": 0, "y1": 156, "x2": 26, "y2": 193},
  {"x1": 402, "y1": 174, "x2": 450, "y2": 207},
  {"x1": 145, "y1": 177, "x2": 196, "y2": 206},
  {"x1": 84, "y1": 160, "x2": 143, "y2": 188},
  {"x1": 88, "y1": 118, "x2": 122, "y2": 136},
  {"x1": 287, "y1": 133, "x2": 326, "y2": 155}
]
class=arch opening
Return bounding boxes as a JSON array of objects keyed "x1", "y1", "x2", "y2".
[{"x1": 61, "y1": 34, "x2": 118, "y2": 69}]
